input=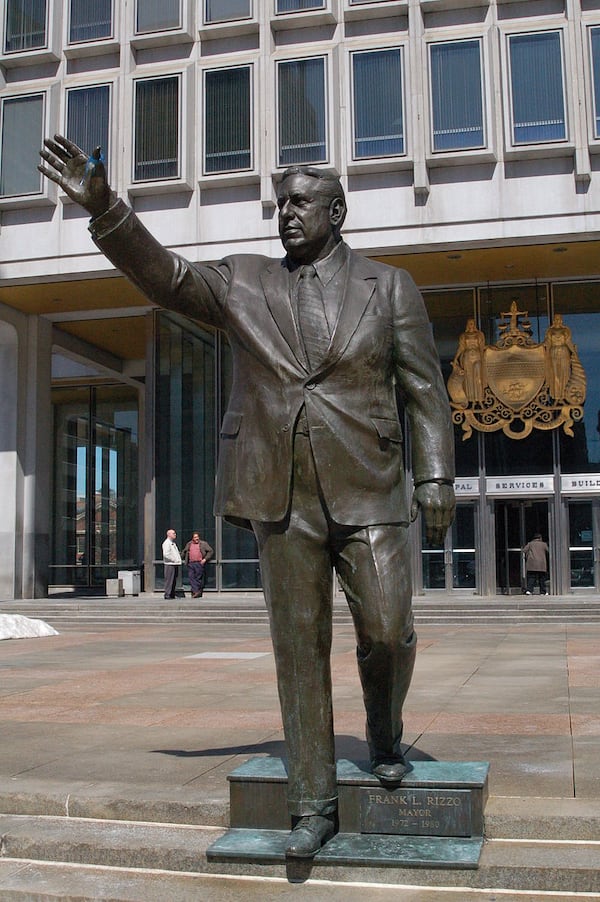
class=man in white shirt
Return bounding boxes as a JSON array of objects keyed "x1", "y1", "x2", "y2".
[{"x1": 162, "y1": 528, "x2": 182, "y2": 599}]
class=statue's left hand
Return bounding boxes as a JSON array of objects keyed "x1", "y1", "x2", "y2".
[{"x1": 410, "y1": 482, "x2": 456, "y2": 546}]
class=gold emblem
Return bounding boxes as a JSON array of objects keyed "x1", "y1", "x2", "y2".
[{"x1": 448, "y1": 303, "x2": 586, "y2": 440}]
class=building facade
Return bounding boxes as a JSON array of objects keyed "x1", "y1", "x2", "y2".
[{"x1": 1, "y1": 0, "x2": 600, "y2": 598}]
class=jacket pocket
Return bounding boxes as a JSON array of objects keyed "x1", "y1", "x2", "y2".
[
  {"x1": 221, "y1": 411, "x2": 242, "y2": 438},
  {"x1": 371, "y1": 417, "x2": 403, "y2": 443}
]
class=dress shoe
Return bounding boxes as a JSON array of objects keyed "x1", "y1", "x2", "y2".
[
  {"x1": 285, "y1": 814, "x2": 335, "y2": 858},
  {"x1": 371, "y1": 756, "x2": 411, "y2": 785}
]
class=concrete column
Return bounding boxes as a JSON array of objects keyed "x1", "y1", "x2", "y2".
[
  {"x1": 0, "y1": 321, "x2": 19, "y2": 598},
  {"x1": 143, "y1": 311, "x2": 156, "y2": 592},
  {"x1": 20, "y1": 316, "x2": 52, "y2": 598}
]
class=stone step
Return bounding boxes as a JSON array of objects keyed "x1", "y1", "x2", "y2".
[
  {"x1": 2, "y1": 859, "x2": 596, "y2": 902},
  {"x1": 1, "y1": 813, "x2": 599, "y2": 894},
  {"x1": 3, "y1": 597, "x2": 600, "y2": 625},
  {"x1": 1, "y1": 780, "x2": 598, "y2": 842}
]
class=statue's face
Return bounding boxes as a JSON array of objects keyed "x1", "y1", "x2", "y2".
[{"x1": 277, "y1": 174, "x2": 339, "y2": 264}]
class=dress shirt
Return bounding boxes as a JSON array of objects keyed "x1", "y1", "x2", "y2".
[{"x1": 289, "y1": 240, "x2": 349, "y2": 337}]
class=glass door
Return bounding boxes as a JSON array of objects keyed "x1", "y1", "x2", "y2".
[
  {"x1": 421, "y1": 503, "x2": 477, "y2": 592},
  {"x1": 568, "y1": 500, "x2": 600, "y2": 590},
  {"x1": 494, "y1": 499, "x2": 549, "y2": 594},
  {"x1": 51, "y1": 385, "x2": 139, "y2": 587}
]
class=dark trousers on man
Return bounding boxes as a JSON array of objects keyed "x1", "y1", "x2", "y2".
[
  {"x1": 188, "y1": 561, "x2": 205, "y2": 597},
  {"x1": 252, "y1": 431, "x2": 416, "y2": 818},
  {"x1": 164, "y1": 564, "x2": 179, "y2": 599},
  {"x1": 526, "y1": 570, "x2": 548, "y2": 594}
]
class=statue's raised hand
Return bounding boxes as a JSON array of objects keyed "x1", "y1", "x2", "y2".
[{"x1": 39, "y1": 135, "x2": 113, "y2": 219}]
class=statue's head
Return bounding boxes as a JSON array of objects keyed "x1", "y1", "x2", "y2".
[{"x1": 277, "y1": 167, "x2": 347, "y2": 264}]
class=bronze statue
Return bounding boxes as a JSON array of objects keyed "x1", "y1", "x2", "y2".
[
  {"x1": 544, "y1": 313, "x2": 577, "y2": 401},
  {"x1": 39, "y1": 136, "x2": 455, "y2": 858}
]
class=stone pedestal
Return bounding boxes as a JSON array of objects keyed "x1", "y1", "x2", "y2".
[{"x1": 207, "y1": 756, "x2": 489, "y2": 868}]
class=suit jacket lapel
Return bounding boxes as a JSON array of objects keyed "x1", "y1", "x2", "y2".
[
  {"x1": 318, "y1": 252, "x2": 377, "y2": 372},
  {"x1": 260, "y1": 260, "x2": 308, "y2": 371},
  {"x1": 259, "y1": 250, "x2": 378, "y2": 376}
]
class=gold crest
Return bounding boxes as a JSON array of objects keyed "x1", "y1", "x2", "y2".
[{"x1": 448, "y1": 303, "x2": 586, "y2": 440}]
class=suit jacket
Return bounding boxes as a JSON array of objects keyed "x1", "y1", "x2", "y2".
[{"x1": 90, "y1": 200, "x2": 454, "y2": 528}]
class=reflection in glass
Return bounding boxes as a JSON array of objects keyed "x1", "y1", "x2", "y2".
[
  {"x1": 5, "y1": 0, "x2": 47, "y2": 52},
  {"x1": 134, "y1": 77, "x2": 179, "y2": 181},
  {"x1": 136, "y1": 0, "x2": 180, "y2": 33},
  {"x1": 51, "y1": 385, "x2": 139, "y2": 586},
  {"x1": 452, "y1": 506, "x2": 476, "y2": 589},
  {"x1": 509, "y1": 31, "x2": 566, "y2": 144},
  {"x1": 69, "y1": 0, "x2": 112, "y2": 42},
  {"x1": 422, "y1": 550, "x2": 445, "y2": 590},
  {"x1": 205, "y1": 0, "x2": 250, "y2": 22},
  {"x1": 67, "y1": 85, "x2": 110, "y2": 160},
  {"x1": 278, "y1": 57, "x2": 327, "y2": 165},
  {"x1": 222, "y1": 561, "x2": 262, "y2": 590},
  {"x1": 423, "y1": 288, "x2": 478, "y2": 477},
  {"x1": 204, "y1": 66, "x2": 251, "y2": 173},
  {"x1": 155, "y1": 314, "x2": 217, "y2": 572},
  {"x1": 1, "y1": 94, "x2": 44, "y2": 197},
  {"x1": 352, "y1": 49, "x2": 404, "y2": 158},
  {"x1": 554, "y1": 284, "x2": 600, "y2": 471},
  {"x1": 430, "y1": 39, "x2": 484, "y2": 152},
  {"x1": 568, "y1": 500, "x2": 594, "y2": 588}
]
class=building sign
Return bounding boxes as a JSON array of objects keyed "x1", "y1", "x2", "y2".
[
  {"x1": 561, "y1": 475, "x2": 600, "y2": 494},
  {"x1": 486, "y1": 476, "x2": 554, "y2": 496},
  {"x1": 454, "y1": 477, "x2": 480, "y2": 497},
  {"x1": 448, "y1": 304, "x2": 586, "y2": 441}
]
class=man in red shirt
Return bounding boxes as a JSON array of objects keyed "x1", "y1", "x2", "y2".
[{"x1": 182, "y1": 532, "x2": 214, "y2": 598}]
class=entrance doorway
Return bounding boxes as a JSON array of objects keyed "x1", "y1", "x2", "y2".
[
  {"x1": 51, "y1": 384, "x2": 139, "y2": 587},
  {"x1": 494, "y1": 499, "x2": 549, "y2": 594},
  {"x1": 421, "y1": 503, "x2": 477, "y2": 592},
  {"x1": 567, "y1": 499, "x2": 600, "y2": 590}
]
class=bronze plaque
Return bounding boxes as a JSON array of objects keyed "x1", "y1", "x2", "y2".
[{"x1": 360, "y1": 787, "x2": 472, "y2": 837}]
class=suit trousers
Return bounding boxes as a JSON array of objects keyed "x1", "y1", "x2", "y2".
[
  {"x1": 187, "y1": 561, "x2": 205, "y2": 595},
  {"x1": 252, "y1": 431, "x2": 416, "y2": 818},
  {"x1": 163, "y1": 564, "x2": 179, "y2": 599}
]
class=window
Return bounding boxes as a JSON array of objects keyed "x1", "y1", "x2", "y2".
[
  {"x1": 136, "y1": 0, "x2": 181, "y2": 34},
  {"x1": 430, "y1": 39, "x2": 484, "y2": 152},
  {"x1": 1, "y1": 93, "x2": 44, "y2": 196},
  {"x1": 352, "y1": 48, "x2": 404, "y2": 159},
  {"x1": 4, "y1": 0, "x2": 47, "y2": 52},
  {"x1": 278, "y1": 57, "x2": 327, "y2": 166},
  {"x1": 134, "y1": 76, "x2": 179, "y2": 181},
  {"x1": 67, "y1": 86, "x2": 110, "y2": 158},
  {"x1": 590, "y1": 27, "x2": 600, "y2": 138},
  {"x1": 205, "y1": 0, "x2": 250, "y2": 23},
  {"x1": 276, "y1": 0, "x2": 324, "y2": 11},
  {"x1": 69, "y1": 0, "x2": 112, "y2": 42},
  {"x1": 508, "y1": 31, "x2": 566, "y2": 144},
  {"x1": 204, "y1": 66, "x2": 251, "y2": 173}
]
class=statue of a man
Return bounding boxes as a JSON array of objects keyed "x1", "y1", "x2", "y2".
[{"x1": 40, "y1": 136, "x2": 455, "y2": 858}]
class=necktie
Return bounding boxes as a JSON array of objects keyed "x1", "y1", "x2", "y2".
[{"x1": 297, "y1": 265, "x2": 330, "y2": 368}]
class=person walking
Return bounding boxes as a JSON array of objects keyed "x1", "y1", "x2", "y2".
[
  {"x1": 182, "y1": 532, "x2": 214, "y2": 597},
  {"x1": 522, "y1": 533, "x2": 549, "y2": 595},
  {"x1": 162, "y1": 528, "x2": 182, "y2": 599}
]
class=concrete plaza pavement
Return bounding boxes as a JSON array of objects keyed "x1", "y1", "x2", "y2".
[{"x1": 0, "y1": 595, "x2": 599, "y2": 898}]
